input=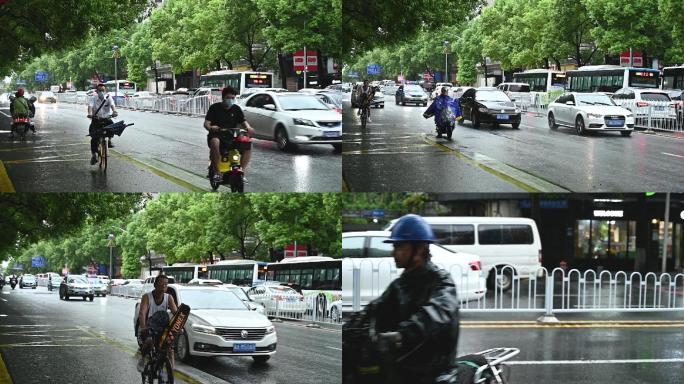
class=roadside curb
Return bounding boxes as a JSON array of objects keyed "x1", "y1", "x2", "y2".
[{"x1": 175, "y1": 362, "x2": 232, "y2": 384}]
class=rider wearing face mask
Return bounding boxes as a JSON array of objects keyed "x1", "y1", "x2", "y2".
[
  {"x1": 87, "y1": 83, "x2": 118, "y2": 164},
  {"x1": 203, "y1": 87, "x2": 255, "y2": 184}
]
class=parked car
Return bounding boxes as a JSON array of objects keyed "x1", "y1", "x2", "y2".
[
  {"x1": 313, "y1": 92, "x2": 343, "y2": 113},
  {"x1": 187, "y1": 278, "x2": 224, "y2": 286},
  {"x1": 453, "y1": 86, "x2": 473, "y2": 99},
  {"x1": 0, "y1": 93, "x2": 10, "y2": 107},
  {"x1": 548, "y1": 92, "x2": 634, "y2": 136},
  {"x1": 431, "y1": 82, "x2": 454, "y2": 99},
  {"x1": 395, "y1": 84, "x2": 428, "y2": 106},
  {"x1": 60, "y1": 275, "x2": 94, "y2": 301},
  {"x1": 459, "y1": 87, "x2": 521, "y2": 129},
  {"x1": 123, "y1": 279, "x2": 144, "y2": 298},
  {"x1": 19, "y1": 274, "x2": 37, "y2": 289},
  {"x1": 496, "y1": 82, "x2": 531, "y2": 104},
  {"x1": 46, "y1": 272, "x2": 62, "y2": 291},
  {"x1": 222, "y1": 284, "x2": 266, "y2": 315},
  {"x1": 247, "y1": 285, "x2": 307, "y2": 316},
  {"x1": 611, "y1": 87, "x2": 678, "y2": 127},
  {"x1": 134, "y1": 285, "x2": 277, "y2": 363},
  {"x1": 133, "y1": 91, "x2": 154, "y2": 98},
  {"x1": 141, "y1": 275, "x2": 176, "y2": 296},
  {"x1": 241, "y1": 91, "x2": 341, "y2": 151},
  {"x1": 87, "y1": 276, "x2": 108, "y2": 297},
  {"x1": 37, "y1": 91, "x2": 57, "y2": 103}
]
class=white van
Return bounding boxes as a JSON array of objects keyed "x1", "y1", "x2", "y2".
[
  {"x1": 341, "y1": 231, "x2": 487, "y2": 314},
  {"x1": 385, "y1": 217, "x2": 543, "y2": 290}
]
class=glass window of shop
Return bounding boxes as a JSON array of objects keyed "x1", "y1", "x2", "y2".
[{"x1": 575, "y1": 220, "x2": 637, "y2": 261}]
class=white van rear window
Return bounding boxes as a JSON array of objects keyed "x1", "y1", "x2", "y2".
[{"x1": 478, "y1": 225, "x2": 533, "y2": 245}]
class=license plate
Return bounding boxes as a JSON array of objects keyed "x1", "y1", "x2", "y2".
[
  {"x1": 324, "y1": 131, "x2": 340, "y2": 137},
  {"x1": 496, "y1": 114, "x2": 508, "y2": 120},
  {"x1": 606, "y1": 120, "x2": 623, "y2": 127},
  {"x1": 655, "y1": 107, "x2": 664, "y2": 111},
  {"x1": 233, "y1": 343, "x2": 256, "y2": 353}
]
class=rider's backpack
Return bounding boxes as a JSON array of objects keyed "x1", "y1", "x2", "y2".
[{"x1": 437, "y1": 98, "x2": 455, "y2": 126}]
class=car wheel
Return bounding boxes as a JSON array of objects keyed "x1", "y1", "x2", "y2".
[
  {"x1": 332, "y1": 143, "x2": 341, "y2": 152},
  {"x1": 575, "y1": 116, "x2": 586, "y2": 135},
  {"x1": 65, "y1": 293, "x2": 69, "y2": 300},
  {"x1": 32, "y1": 287, "x2": 36, "y2": 289},
  {"x1": 472, "y1": 111, "x2": 481, "y2": 128},
  {"x1": 275, "y1": 126, "x2": 292, "y2": 152},
  {"x1": 176, "y1": 330, "x2": 192, "y2": 363},
  {"x1": 89, "y1": 295, "x2": 94, "y2": 301},
  {"x1": 548, "y1": 113, "x2": 558, "y2": 130},
  {"x1": 252, "y1": 355, "x2": 270, "y2": 364},
  {"x1": 402, "y1": 101, "x2": 406, "y2": 106},
  {"x1": 330, "y1": 306, "x2": 340, "y2": 322},
  {"x1": 621, "y1": 131, "x2": 632, "y2": 137},
  {"x1": 512, "y1": 122, "x2": 520, "y2": 129},
  {"x1": 83, "y1": 296, "x2": 87, "y2": 301}
]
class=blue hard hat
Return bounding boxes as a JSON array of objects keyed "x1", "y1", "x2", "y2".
[{"x1": 384, "y1": 214, "x2": 436, "y2": 243}]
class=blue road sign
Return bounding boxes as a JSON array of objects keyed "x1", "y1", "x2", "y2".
[
  {"x1": 371, "y1": 209, "x2": 385, "y2": 218},
  {"x1": 16, "y1": 79, "x2": 26, "y2": 85},
  {"x1": 367, "y1": 64, "x2": 382, "y2": 76},
  {"x1": 35, "y1": 71, "x2": 48, "y2": 82},
  {"x1": 31, "y1": 257, "x2": 46, "y2": 268},
  {"x1": 347, "y1": 71, "x2": 359, "y2": 78}
]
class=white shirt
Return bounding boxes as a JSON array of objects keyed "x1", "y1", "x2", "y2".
[
  {"x1": 89, "y1": 93, "x2": 115, "y2": 119},
  {"x1": 147, "y1": 291, "x2": 169, "y2": 320}
]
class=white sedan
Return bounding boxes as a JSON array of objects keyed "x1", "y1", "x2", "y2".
[
  {"x1": 134, "y1": 285, "x2": 277, "y2": 363},
  {"x1": 242, "y1": 91, "x2": 342, "y2": 151},
  {"x1": 247, "y1": 285, "x2": 307, "y2": 317},
  {"x1": 547, "y1": 92, "x2": 635, "y2": 136}
]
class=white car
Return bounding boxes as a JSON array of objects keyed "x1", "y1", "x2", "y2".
[
  {"x1": 547, "y1": 92, "x2": 635, "y2": 136},
  {"x1": 341, "y1": 231, "x2": 487, "y2": 313},
  {"x1": 221, "y1": 284, "x2": 266, "y2": 315},
  {"x1": 134, "y1": 285, "x2": 277, "y2": 363},
  {"x1": 242, "y1": 91, "x2": 342, "y2": 151},
  {"x1": 432, "y1": 82, "x2": 454, "y2": 99},
  {"x1": 611, "y1": 87, "x2": 678, "y2": 125},
  {"x1": 497, "y1": 82, "x2": 531, "y2": 104},
  {"x1": 246, "y1": 285, "x2": 307, "y2": 316}
]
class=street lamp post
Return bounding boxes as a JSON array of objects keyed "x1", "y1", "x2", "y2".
[
  {"x1": 443, "y1": 41, "x2": 450, "y2": 83},
  {"x1": 107, "y1": 234, "x2": 115, "y2": 279},
  {"x1": 112, "y1": 45, "x2": 120, "y2": 100}
]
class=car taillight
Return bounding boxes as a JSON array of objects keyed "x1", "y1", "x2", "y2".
[
  {"x1": 272, "y1": 295, "x2": 282, "y2": 301},
  {"x1": 335, "y1": 108, "x2": 342, "y2": 113},
  {"x1": 636, "y1": 101, "x2": 650, "y2": 107},
  {"x1": 468, "y1": 261, "x2": 481, "y2": 271}
]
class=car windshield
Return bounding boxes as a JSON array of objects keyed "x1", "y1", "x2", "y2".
[
  {"x1": 640, "y1": 92, "x2": 670, "y2": 102},
  {"x1": 180, "y1": 289, "x2": 248, "y2": 310},
  {"x1": 226, "y1": 287, "x2": 249, "y2": 301},
  {"x1": 69, "y1": 276, "x2": 88, "y2": 284},
  {"x1": 278, "y1": 95, "x2": 329, "y2": 111},
  {"x1": 475, "y1": 91, "x2": 510, "y2": 102},
  {"x1": 508, "y1": 85, "x2": 530, "y2": 92},
  {"x1": 87, "y1": 278, "x2": 102, "y2": 284},
  {"x1": 405, "y1": 86, "x2": 423, "y2": 93},
  {"x1": 575, "y1": 94, "x2": 615, "y2": 106}
]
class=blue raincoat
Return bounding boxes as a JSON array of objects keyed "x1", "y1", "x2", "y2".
[{"x1": 424, "y1": 95, "x2": 462, "y2": 128}]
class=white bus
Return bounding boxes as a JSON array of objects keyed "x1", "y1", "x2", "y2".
[
  {"x1": 199, "y1": 70, "x2": 274, "y2": 95},
  {"x1": 512, "y1": 69, "x2": 567, "y2": 104},
  {"x1": 104, "y1": 80, "x2": 137, "y2": 101},
  {"x1": 662, "y1": 66, "x2": 684, "y2": 91},
  {"x1": 161, "y1": 263, "x2": 206, "y2": 284},
  {"x1": 206, "y1": 260, "x2": 268, "y2": 287},
  {"x1": 566, "y1": 65, "x2": 660, "y2": 94},
  {"x1": 266, "y1": 256, "x2": 342, "y2": 320}
]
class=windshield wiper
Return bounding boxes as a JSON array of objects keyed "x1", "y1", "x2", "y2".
[
  {"x1": 580, "y1": 101, "x2": 596, "y2": 105},
  {"x1": 593, "y1": 102, "x2": 611, "y2": 106}
]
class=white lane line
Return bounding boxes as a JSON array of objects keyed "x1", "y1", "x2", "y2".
[
  {"x1": 0, "y1": 297, "x2": 6, "y2": 302},
  {"x1": 326, "y1": 346, "x2": 342, "y2": 351},
  {"x1": 0, "y1": 110, "x2": 9, "y2": 118},
  {"x1": 662, "y1": 152, "x2": 684, "y2": 159},
  {"x1": 508, "y1": 358, "x2": 684, "y2": 365}
]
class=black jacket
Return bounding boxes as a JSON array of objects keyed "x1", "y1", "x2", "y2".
[{"x1": 369, "y1": 259, "x2": 460, "y2": 383}]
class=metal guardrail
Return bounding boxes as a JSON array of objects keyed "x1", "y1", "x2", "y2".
[
  {"x1": 267, "y1": 295, "x2": 342, "y2": 325},
  {"x1": 348, "y1": 264, "x2": 684, "y2": 316},
  {"x1": 55, "y1": 93, "x2": 217, "y2": 117},
  {"x1": 110, "y1": 284, "x2": 143, "y2": 299}
]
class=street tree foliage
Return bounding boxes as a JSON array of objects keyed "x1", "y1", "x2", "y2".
[
  {"x1": 0, "y1": 0, "x2": 152, "y2": 76},
  {"x1": 0, "y1": 194, "x2": 145, "y2": 261},
  {"x1": 342, "y1": 0, "x2": 484, "y2": 58},
  {"x1": 6, "y1": 193, "x2": 341, "y2": 279}
]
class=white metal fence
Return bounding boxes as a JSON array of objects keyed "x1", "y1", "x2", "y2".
[
  {"x1": 347, "y1": 264, "x2": 684, "y2": 316},
  {"x1": 267, "y1": 295, "x2": 342, "y2": 325},
  {"x1": 55, "y1": 93, "x2": 218, "y2": 117},
  {"x1": 110, "y1": 283, "x2": 143, "y2": 299}
]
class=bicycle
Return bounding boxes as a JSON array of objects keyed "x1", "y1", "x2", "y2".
[
  {"x1": 87, "y1": 115, "x2": 133, "y2": 172},
  {"x1": 140, "y1": 303, "x2": 191, "y2": 384}
]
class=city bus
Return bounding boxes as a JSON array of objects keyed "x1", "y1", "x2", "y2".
[
  {"x1": 104, "y1": 80, "x2": 137, "y2": 102},
  {"x1": 161, "y1": 263, "x2": 206, "y2": 283},
  {"x1": 566, "y1": 65, "x2": 660, "y2": 93},
  {"x1": 266, "y1": 256, "x2": 342, "y2": 320},
  {"x1": 199, "y1": 70, "x2": 274, "y2": 95},
  {"x1": 512, "y1": 69, "x2": 566, "y2": 105},
  {"x1": 206, "y1": 259, "x2": 268, "y2": 287},
  {"x1": 662, "y1": 66, "x2": 684, "y2": 90}
]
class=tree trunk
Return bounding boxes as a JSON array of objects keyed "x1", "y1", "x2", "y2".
[{"x1": 277, "y1": 51, "x2": 288, "y2": 89}]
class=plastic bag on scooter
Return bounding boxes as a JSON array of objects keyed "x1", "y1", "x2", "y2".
[{"x1": 435, "y1": 354, "x2": 489, "y2": 384}]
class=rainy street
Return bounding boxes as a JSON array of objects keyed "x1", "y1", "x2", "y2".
[
  {"x1": 0, "y1": 101, "x2": 341, "y2": 192},
  {"x1": 341, "y1": 93, "x2": 684, "y2": 192}
]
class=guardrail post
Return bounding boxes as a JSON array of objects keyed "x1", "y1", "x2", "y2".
[
  {"x1": 645, "y1": 105, "x2": 654, "y2": 134},
  {"x1": 306, "y1": 296, "x2": 321, "y2": 329},
  {"x1": 353, "y1": 266, "x2": 361, "y2": 312},
  {"x1": 537, "y1": 274, "x2": 559, "y2": 323},
  {"x1": 271, "y1": 298, "x2": 283, "y2": 323}
]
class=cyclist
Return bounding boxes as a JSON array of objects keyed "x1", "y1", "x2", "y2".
[
  {"x1": 9, "y1": 88, "x2": 35, "y2": 133},
  {"x1": 356, "y1": 80, "x2": 375, "y2": 123},
  {"x1": 361, "y1": 214, "x2": 460, "y2": 384},
  {"x1": 87, "y1": 83, "x2": 118, "y2": 165},
  {"x1": 136, "y1": 274, "x2": 178, "y2": 372},
  {"x1": 204, "y1": 86, "x2": 255, "y2": 184}
]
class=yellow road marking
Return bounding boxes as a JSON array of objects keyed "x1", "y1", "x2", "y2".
[
  {"x1": 0, "y1": 161, "x2": 15, "y2": 192},
  {"x1": 110, "y1": 151, "x2": 205, "y2": 192},
  {"x1": 0, "y1": 351, "x2": 12, "y2": 383}
]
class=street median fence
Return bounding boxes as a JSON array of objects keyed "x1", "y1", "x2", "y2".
[
  {"x1": 348, "y1": 259, "x2": 684, "y2": 318},
  {"x1": 110, "y1": 284, "x2": 143, "y2": 299},
  {"x1": 267, "y1": 294, "x2": 342, "y2": 326},
  {"x1": 55, "y1": 93, "x2": 219, "y2": 117}
]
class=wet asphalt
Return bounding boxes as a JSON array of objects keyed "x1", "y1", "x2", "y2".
[
  {"x1": 0, "y1": 101, "x2": 341, "y2": 192},
  {"x1": 342, "y1": 93, "x2": 684, "y2": 192}
]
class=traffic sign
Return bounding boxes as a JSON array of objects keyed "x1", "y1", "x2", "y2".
[
  {"x1": 293, "y1": 50, "x2": 318, "y2": 72},
  {"x1": 347, "y1": 71, "x2": 359, "y2": 78},
  {"x1": 371, "y1": 209, "x2": 385, "y2": 218},
  {"x1": 16, "y1": 79, "x2": 26, "y2": 85},
  {"x1": 367, "y1": 64, "x2": 382, "y2": 76},
  {"x1": 35, "y1": 71, "x2": 48, "y2": 82},
  {"x1": 31, "y1": 257, "x2": 46, "y2": 268}
]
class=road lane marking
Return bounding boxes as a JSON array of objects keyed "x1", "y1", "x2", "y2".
[
  {"x1": 508, "y1": 358, "x2": 684, "y2": 365},
  {"x1": 662, "y1": 152, "x2": 684, "y2": 159},
  {"x1": 423, "y1": 134, "x2": 570, "y2": 193},
  {"x1": 0, "y1": 142, "x2": 84, "y2": 152},
  {"x1": 0, "y1": 161, "x2": 15, "y2": 192},
  {"x1": 0, "y1": 110, "x2": 10, "y2": 118},
  {"x1": 326, "y1": 346, "x2": 342, "y2": 351},
  {"x1": 0, "y1": 298, "x2": 6, "y2": 302},
  {"x1": 5, "y1": 153, "x2": 83, "y2": 164},
  {"x1": 0, "y1": 351, "x2": 12, "y2": 383},
  {"x1": 110, "y1": 151, "x2": 207, "y2": 192}
]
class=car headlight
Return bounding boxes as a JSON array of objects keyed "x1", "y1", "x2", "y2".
[
  {"x1": 514, "y1": 108, "x2": 521, "y2": 114},
  {"x1": 587, "y1": 113, "x2": 603, "y2": 119},
  {"x1": 192, "y1": 324, "x2": 216, "y2": 335},
  {"x1": 265, "y1": 326, "x2": 275, "y2": 335},
  {"x1": 293, "y1": 118, "x2": 316, "y2": 127},
  {"x1": 478, "y1": 107, "x2": 488, "y2": 113}
]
